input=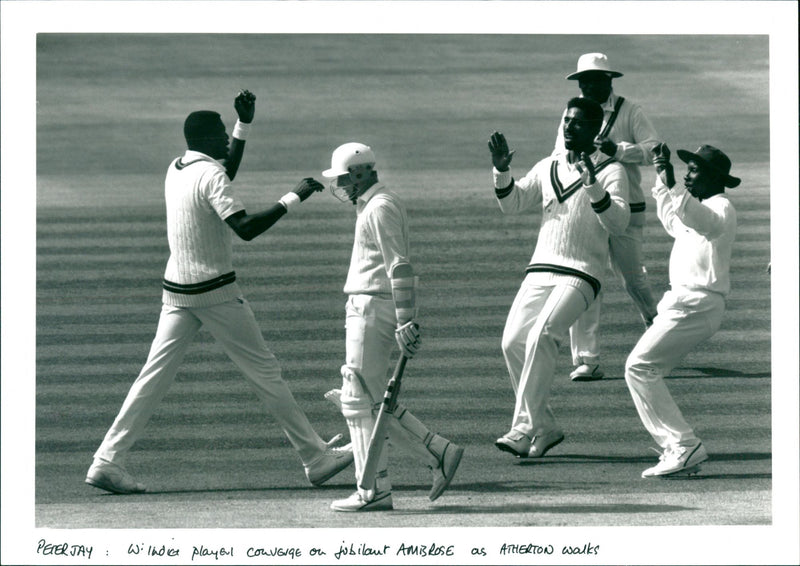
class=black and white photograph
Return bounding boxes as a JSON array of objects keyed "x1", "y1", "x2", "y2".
[{"x1": 2, "y1": 1, "x2": 798, "y2": 565}]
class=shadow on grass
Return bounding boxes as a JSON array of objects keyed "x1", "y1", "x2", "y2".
[
  {"x1": 392, "y1": 502, "x2": 696, "y2": 515},
  {"x1": 515, "y1": 451, "x2": 771, "y2": 465},
  {"x1": 682, "y1": 367, "x2": 771, "y2": 378},
  {"x1": 590, "y1": 368, "x2": 772, "y2": 381}
]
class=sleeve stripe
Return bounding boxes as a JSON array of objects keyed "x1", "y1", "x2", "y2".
[
  {"x1": 591, "y1": 192, "x2": 612, "y2": 213},
  {"x1": 495, "y1": 179, "x2": 515, "y2": 199}
]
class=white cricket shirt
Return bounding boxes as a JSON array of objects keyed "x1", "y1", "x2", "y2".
[
  {"x1": 344, "y1": 182, "x2": 410, "y2": 297},
  {"x1": 652, "y1": 177, "x2": 737, "y2": 297},
  {"x1": 161, "y1": 150, "x2": 245, "y2": 307}
]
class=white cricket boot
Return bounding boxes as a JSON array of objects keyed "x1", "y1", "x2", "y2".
[
  {"x1": 390, "y1": 404, "x2": 464, "y2": 501},
  {"x1": 642, "y1": 442, "x2": 708, "y2": 478},
  {"x1": 85, "y1": 459, "x2": 146, "y2": 494},
  {"x1": 331, "y1": 470, "x2": 393, "y2": 512},
  {"x1": 304, "y1": 434, "x2": 354, "y2": 486}
]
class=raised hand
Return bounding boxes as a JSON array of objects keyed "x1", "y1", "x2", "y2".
[
  {"x1": 293, "y1": 178, "x2": 325, "y2": 201},
  {"x1": 234, "y1": 89, "x2": 256, "y2": 124},
  {"x1": 488, "y1": 131, "x2": 515, "y2": 172},
  {"x1": 576, "y1": 152, "x2": 597, "y2": 186},
  {"x1": 651, "y1": 143, "x2": 675, "y2": 188},
  {"x1": 651, "y1": 142, "x2": 671, "y2": 166}
]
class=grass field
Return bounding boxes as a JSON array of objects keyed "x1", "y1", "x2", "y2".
[{"x1": 3, "y1": 9, "x2": 798, "y2": 565}]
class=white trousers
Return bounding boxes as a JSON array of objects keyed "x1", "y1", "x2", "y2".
[
  {"x1": 625, "y1": 288, "x2": 725, "y2": 448},
  {"x1": 344, "y1": 295, "x2": 397, "y2": 400},
  {"x1": 94, "y1": 297, "x2": 326, "y2": 466},
  {"x1": 502, "y1": 274, "x2": 593, "y2": 437},
  {"x1": 570, "y1": 212, "x2": 658, "y2": 365}
]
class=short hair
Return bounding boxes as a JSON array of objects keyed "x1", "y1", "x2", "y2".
[
  {"x1": 183, "y1": 110, "x2": 222, "y2": 143},
  {"x1": 566, "y1": 97, "x2": 604, "y2": 124}
]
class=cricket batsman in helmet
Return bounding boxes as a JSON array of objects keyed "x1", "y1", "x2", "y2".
[{"x1": 322, "y1": 142, "x2": 464, "y2": 512}]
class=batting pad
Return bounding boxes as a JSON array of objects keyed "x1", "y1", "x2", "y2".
[{"x1": 340, "y1": 366, "x2": 387, "y2": 496}]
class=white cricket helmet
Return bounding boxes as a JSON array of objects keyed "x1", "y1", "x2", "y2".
[{"x1": 322, "y1": 142, "x2": 376, "y2": 178}]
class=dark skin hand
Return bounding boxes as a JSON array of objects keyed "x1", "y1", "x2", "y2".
[
  {"x1": 575, "y1": 152, "x2": 597, "y2": 185},
  {"x1": 652, "y1": 143, "x2": 676, "y2": 188},
  {"x1": 225, "y1": 90, "x2": 256, "y2": 181},
  {"x1": 225, "y1": 177, "x2": 324, "y2": 241},
  {"x1": 487, "y1": 131, "x2": 515, "y2": 172},
  {"x1": 594, "y1": 135, "x2": 618, "y2": 157}
]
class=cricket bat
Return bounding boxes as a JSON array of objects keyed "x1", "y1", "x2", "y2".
[{"x1": 358, "y1": 354, "x2": 409, "y2": 491}]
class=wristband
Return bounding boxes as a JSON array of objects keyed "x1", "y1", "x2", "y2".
[
  {"x1": 278, "y1": 192, "x2": 301, "y2": 211},
  {"x1": 232, "y1": 120, "x2": 251, "y2": 140}
]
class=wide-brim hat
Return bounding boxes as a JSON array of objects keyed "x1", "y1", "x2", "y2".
[
  {"x1": 677, "y1": 144, "x2": 741, "y2": 188},
  {"x1": 566, "y1": 52, "x2": 624, "y2": 80}
]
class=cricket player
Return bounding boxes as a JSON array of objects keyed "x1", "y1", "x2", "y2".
[
  {"x1": 490, "y1": 97, "x2": 630, "y2": 459},
  {"x1": 322, "y1": 142, "x2": 463, "y2": 512},
  {"x1": 554, "y1": 53, "x2": 661, "y2": 382},
  {"x1": 626, "y1": 143, "x2": 738, "y2": 478},
  {"x1": 85, "y1": 91, "x2": 353, "y2": 494}
]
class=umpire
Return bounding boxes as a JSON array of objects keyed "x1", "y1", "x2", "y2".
[
  {"x1": 555, "y1": 53, "x2": 661, "y2": 382},
  {"x1": 85, "y1": 91, "x2": 353, "y2": 494}
]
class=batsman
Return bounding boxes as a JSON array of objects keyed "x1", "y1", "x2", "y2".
[{"x1": 322, "y1": 142, "x2": 464, "y2": 512}]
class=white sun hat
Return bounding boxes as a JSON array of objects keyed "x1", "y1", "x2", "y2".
[
  {"x1": 566, "y1": 53, "x2": 624, "y2": 80},
  {"x1": 322, "y1": 142, "x2": 376, "y2": 178}
]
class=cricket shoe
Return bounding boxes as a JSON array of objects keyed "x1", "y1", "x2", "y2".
[
  {"x1": 331, "y1": 490, "x2": 393, "y2": 512},
  {"x1": 641, "y1": 442, "x2": 708, "y2": 478},
  {"x1": 427, "y1": 436, "x2": 464, "y2": 501},
  {"x1": 570, "y1": 364, "x2": 604, "y2": 382},
  {"x1": 495, "y1": 430, "x2": 531, "y2": 458},
  {"x1": 305, "y1": 434, "x2": 355, "y2": 486},
  {"x1": 528, "y1": 430, "x2": 565, "y2": 458},
  {"x1": 85, "y1": 459, "x2": 146, "y2": 494}
]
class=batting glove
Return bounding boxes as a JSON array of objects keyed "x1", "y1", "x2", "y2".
[{"x1": 395, "y1": 321, "x2": 421, "y2": 359}]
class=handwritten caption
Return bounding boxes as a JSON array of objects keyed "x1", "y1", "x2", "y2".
[{"x1": 36, "y1": 538, "x2": 600, "y2": 562}]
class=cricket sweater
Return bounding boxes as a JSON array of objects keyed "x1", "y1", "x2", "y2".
[
  {"x1": 161, "y1": 150, "x2": 245, "y2": 307},
  {"x1": 494, "y1": 151, "x2": 630, "y2": 297}
]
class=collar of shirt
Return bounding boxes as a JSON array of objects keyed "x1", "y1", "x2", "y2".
[
  {"x1": 357, "y1": 181, "x2": 386, "y2": 207},
  {"x1": 182, "y1": 149, "x2": 223, "y2": 166}
]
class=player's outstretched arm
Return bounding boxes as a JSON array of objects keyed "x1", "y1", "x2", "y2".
[
  {"x1": 225, "y1": 90, "x2": 256, "y2": 181},
  {"x1": 225, "y1": 178, "x2": 324, "y2": 241}
]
